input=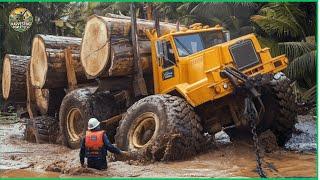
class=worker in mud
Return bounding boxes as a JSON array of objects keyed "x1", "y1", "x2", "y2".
[{"x1": 80, "y1": 118, "x2": 128, "y2": 170}]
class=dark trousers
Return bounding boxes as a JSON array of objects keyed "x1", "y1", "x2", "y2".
[{"x1": 87, "y1": 157, "x2": 107, "y2": 170}]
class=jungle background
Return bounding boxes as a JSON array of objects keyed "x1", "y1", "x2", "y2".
[{"x1": 0, "y1": 2, "x2": 316, "y2": 109}]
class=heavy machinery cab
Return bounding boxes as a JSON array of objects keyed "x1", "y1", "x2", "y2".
[{"x1": 145, "y1": 24, "x2": 288, "y2": 106}]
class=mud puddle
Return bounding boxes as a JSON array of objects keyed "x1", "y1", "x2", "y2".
[
  {"x1": 0, "y1": 115, "x2": 316, "y2": 177},
  {"x1": 0, "y1": 169, "x2": 60, "y2": 178}
]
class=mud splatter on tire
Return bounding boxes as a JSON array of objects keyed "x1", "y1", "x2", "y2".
[
  {"x1": 260, "y1": 73, "x2": 297, "y2": 146},
  {"x1": 34, "y1": 116, "x2": 59, "y2": 144},
  {"x1": 115, "y1": 94, "x2": 205, "y2": 161}
]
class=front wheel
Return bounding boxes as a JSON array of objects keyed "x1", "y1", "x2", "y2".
[
  {"x1": 115, "y1": 94, "x2": 205, "y2": 161},
  {"x1": 260, "y1": 73, "x2": 297, "y2": 145}
]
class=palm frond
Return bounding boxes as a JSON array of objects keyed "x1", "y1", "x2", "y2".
[
  {"x1": 176, "y1": 3, "x2": 196, "y2": 13},
  {"x1": 232, "y1": 2, "x2": 259, "y2": 8},
  {"x1": 252, "y1": 3, "x2": 306, "y2": 40},
  {"x1": 178, "y1": 15, "x2": 222, "y2": 26},
  {"x1": 268, "y1": 3, "x2": 306, "y2": 30},
  {"x1": 285, "y1": 50, "x2": 316, "y2": 88},
  {"x1": 251, "y1": 15, "x2": 302, "y2": 39},
  {"x1": 222, "y1": 16, "x2": 240, "y2": 31},
  {"x1": 279, "y1": 42, "x2": 315, "y2": 60},
  {"x1": 190, "y1": 3, "x2": 231, "y2": 18}
]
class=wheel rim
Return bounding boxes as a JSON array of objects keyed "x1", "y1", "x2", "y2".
[
  {"x1": 129, "y1": 112, "x2": 159, "y2": 149},
  {"x1": 66, "y1": 108, "x2": 84, "y2": 142}
]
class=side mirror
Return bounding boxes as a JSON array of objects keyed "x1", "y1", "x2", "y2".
[
  {"x1": 223, "y1": 30, "x2": 230, "y2": 41},
  {"x1": 156, "y1": 41, "x2": 164, "y2": 58}
]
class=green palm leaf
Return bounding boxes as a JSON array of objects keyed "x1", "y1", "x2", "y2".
[
  {"x1": 285, "y1": 50, "x2": 316, "y2": 88},
  {"x1": 279, "y1": 42, "x2": 315, "y2": 60},
  {"x1": 251, "y1": 3, "x2": 306, "y2": 40},
  {"x1": 251, "y1": 15, "x2": 302, "y2": 39},
  {"x1": 190, "y1": 3, "x2": 231, "y2": 18},
  {"x1": 178, "y1": 15, "x2": 222, "y2": 26}
]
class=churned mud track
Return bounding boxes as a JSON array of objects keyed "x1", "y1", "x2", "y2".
[{"x1": 0, "y1": 115, "x2": 316, "y2": 177}]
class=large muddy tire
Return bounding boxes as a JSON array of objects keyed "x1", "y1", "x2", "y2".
[
  {"x1": 24, "y1": 118, "x2": 36, "y2": 143},
  {"x1": 260, "y1": 72, "x2": 297, "y2": 145},
  {"x1": 115, "y1": 94, "x2": 204, "y2": 161},
  {"x1": 34, "y1": 116, "x2": 59, "y2": 144},
  {"x1": 59, "y1": 87, "x2": 95, "y2": 149}
]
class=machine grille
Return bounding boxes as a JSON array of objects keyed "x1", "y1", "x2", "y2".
[{"x1": 229, "y1": 40, "x2": 260, "y2": 70}]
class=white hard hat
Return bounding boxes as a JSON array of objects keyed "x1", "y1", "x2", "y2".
[{"x1": 88, "y1": 118, "x2": 100, "y2": 130}]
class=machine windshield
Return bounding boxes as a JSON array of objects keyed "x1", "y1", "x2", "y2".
[{"x1": 174, "y1": 30, "x2": 225, "y2": 57}]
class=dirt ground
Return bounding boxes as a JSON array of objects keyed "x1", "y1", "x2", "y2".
[{"x1": 0, "y1": 115, "x2": 316, "y2": 178}]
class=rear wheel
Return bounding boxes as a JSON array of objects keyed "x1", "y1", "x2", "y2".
[
  {"x1": 115, "y1": 94, "x2": 204, "y2": 161},
  {"x1": 59, "y1": 88, "x2": 94, "y2": 149},
  {"x1": 59, "y1": 87, "x2": 119, "y2": 148},
  {"x1": 34, "y1": 116, "x2": 59, "y2": 143},
  {"x1": 260, "y1": 73, "x2": 297, "y2": 145}
]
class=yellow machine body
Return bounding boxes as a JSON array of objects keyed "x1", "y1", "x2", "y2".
[{"x1": 145, "y1": 25, "x2": 288, "y2": 107}]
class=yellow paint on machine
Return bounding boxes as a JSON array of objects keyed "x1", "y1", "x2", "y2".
[{"x1": 145, "y1": 25, "x2": 288, "y2": 107}]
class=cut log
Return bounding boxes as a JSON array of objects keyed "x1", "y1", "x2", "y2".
[
  {"x1": 106, "y1": 39, "x2": 151, "y2": 77},
  {"x1": 2, "y1": 54, "x2": 29, "y2": 103},
  {"x1": 30, "y1": 34, "x2": 90, "y2": 89},
  {"x1": 81, "y1": 15, "x2": 178, "y2": 78},
  {"x1": 27, "y1": 61, "x2": 65, "y2": 117},
  {"x1": 26, "y1": 62, "x2": 39, "y2": 118},
  {"x1": 35, "y1": 88, "x2": 65, "y2": 117}
]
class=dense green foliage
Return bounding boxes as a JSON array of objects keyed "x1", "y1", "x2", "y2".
[{"x1": 0, "y1": 2, "x2": 316, "y2": 90}]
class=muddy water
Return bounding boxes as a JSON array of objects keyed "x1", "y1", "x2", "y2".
[
  {"x1": 0, "y1": 115, "x2": 316, "y2": 178},
  {"x1": 137, "y1": 142, "x2": 316, "y2": 177},
  {"x1": 0, "y1": 169, "x2": 60, "y2": 178}
]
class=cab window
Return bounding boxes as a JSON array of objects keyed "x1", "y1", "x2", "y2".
[
  {"x1": 174, "y1": 34, "x2": 204, "y2": 57},
  {"x1": 163, "y1": 41, "x2": 176, "y2": 68},
  {"x1": 174, "y1": 30, "x2": 225, "y2": 57}
]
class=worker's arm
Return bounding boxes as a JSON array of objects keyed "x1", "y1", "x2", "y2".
[
  {"x1": 103, "y1": 134, "x2": 121, "y2": 154},
  {"x1": 79, "y1": 138, "x2": 86, "y2": 166}
]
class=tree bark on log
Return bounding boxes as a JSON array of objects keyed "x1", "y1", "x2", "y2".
[
  {"x1": 81, "y1": 15, "x2": 178, "y2": 79},
  {"x1": 103, "y1": 39, "x2": 152, "y2": 77},
  {"x1": 30, "y1": 34, "x2": 90, "y2": 89},
  {"x1": 2, "y1": 54, "x2": 29, "y2": 103},
  {"x1": 26, "y1": 62, "x2": 39, "y2": 118}
]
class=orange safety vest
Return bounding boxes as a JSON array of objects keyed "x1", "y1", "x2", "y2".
[{"x1": 85, "y1": 130, "x2": 104, "y2": 156}]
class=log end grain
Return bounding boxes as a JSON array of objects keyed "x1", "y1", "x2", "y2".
[
  {"x1": 2, "y1": 54, "x2": 30, "y2": 100},
  {"x1": 81, "y1": 16, "x2": 110, "y2": 78},
  {"x1": 30, "y1": 36, "x2": 48, "y2": 88},
  {"x1": 2, "y1": 55, "x2": 11, "y2": 99}
]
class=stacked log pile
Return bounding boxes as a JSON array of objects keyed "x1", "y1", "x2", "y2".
[{"x1": 2, "y1": 14, "x2": 179, "y2": 145}]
